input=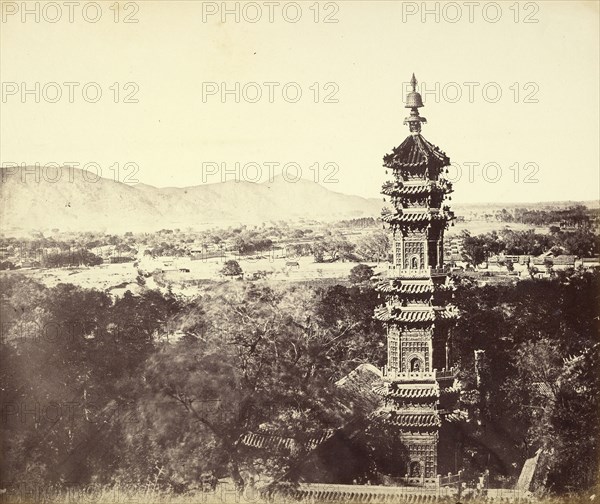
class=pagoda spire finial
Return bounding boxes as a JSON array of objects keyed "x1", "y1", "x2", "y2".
[{"x1": 404, "y1": 73, "x2": 427, "y2": 134}]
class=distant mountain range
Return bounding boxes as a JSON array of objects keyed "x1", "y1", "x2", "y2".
[
  {"x1": 0, "y1": 167, "x2": 382, "y2": 232},
  {"x1": 1, "y1": 167, "x2": 596, "y2": 233}
]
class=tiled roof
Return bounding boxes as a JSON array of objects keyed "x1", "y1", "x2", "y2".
[
  {"x1": 242, "y1": 430, "x2": 334, "y2": 451},
  {"x1": 381, "y1": 181, "x2": 453, "y2": 199},
  {"x1": 532, "y1": 255, "x2": 577, "y2": 266},
  {"x1": 242, "y1": 364, "x2": 384, "y2": 453},
  {"x1": 582, "y1": 257, "x2": 600, "y2": 263},
  {"x1": 290, "y1": 483, "x2": 450, "y2": 501},
  {"x1": 532, "y1": 382, "x2": 553, "y2": 398},
  {"x1": 375, "y1": 279, "x2": 453, "y2": 294},
  {"x1": 392, "y1": 311, "x2": 435, "y2": 322},
  {"x1": 375, "y1": 410, "x2": 441, "y2": 428},
  {"x1": 443, "y1": 409, "x2": 469, "y2": 423},
  {"x1": 553, "y1": 255, "x2": 576, "y2": 265},
  {"x1": 381, "y1": 211, "x2": 450, "y2": 225},
  {"x1": 373, "y1": 384, "x2": 440, "y2": 399},
  {"x1": 374, "y1": 307, "x2": 436, "y2": 323},
  {"x1": 374, "y1": 306, "x2": 459, "y2": 323},
  {"x1": 383, "y1": 184, "x2": 429, "y2": 196},
  {"x1": 242, "y1": 432, "x2": 295, "y2": 450},
  {"x1": 375, "y1": 280, "x2": 434, "y2": 294},
  {"x1": 440, "y1": 384, "x2": 461, "y2": 396},
  {"x1": 383, "y1": 134, "x2": 450, "y2": 169},
  {"x1": 335, "y1": 363, "x2": 384, "y2": 413}
]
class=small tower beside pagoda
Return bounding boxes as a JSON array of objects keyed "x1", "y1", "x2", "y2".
[{"x1": 373, "y1": 74, "x2": 460, "y2": 485}]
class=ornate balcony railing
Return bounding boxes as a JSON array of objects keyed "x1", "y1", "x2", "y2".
[
  {"x1": 387, "y1": 266, "x2": 449, "y2": 277},
  {"x1": 382, "y1": 366, "x2": 436, "y2": 381},
  {"x1": 382, "y1": 366, "x2": 458, "y2": 382},
  {"x1": 439, "y1": 470, "x2": 464, "y2": 487},
  {"x1": 436, "y1": 367, "x2": 459, "y2": 380},
  {"x1": 395, "y1": 476, "x2": 440, "y2": 487}
]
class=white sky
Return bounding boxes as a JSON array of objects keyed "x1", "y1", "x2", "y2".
[{"x1": 1, "y1": 0, "x2": 599, "y2": 204}]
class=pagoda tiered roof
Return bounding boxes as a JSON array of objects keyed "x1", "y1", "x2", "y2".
[
  {"x1": 373, "y1": 384, "x2": 439, "y2": 399},
  {"x1": 440, "y1": 384, "x2": 461, "y2": 396},
  {"x1": 381, "y1": 209, "x2": 454, "y2": 226},
  {"x1": 371, "y1": 75, "x2": 462, "y2": 457},
  {"x1": 443, "y1": 409, "x2": 469, "y2": 423},
  {"x1": 376, "y1": 281, "x2": 434, "y2": 294},
  {"x1": 374, "y1": 278, "x2": 453, "y2": 294},
  {"x1": 374, "y1": 409, "x2": 441, "y2": 428},
  {"x1": 374, "y1": 305, "x2": 459, "y2": 323},
  {"x1": 381, "y1": 180, "x2": 453, "y2": 197},
  {"x1": 383, "y1": 134, "x2": 449, "y2": 169}
]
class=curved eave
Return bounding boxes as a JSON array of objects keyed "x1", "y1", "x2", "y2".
[
  {"x1": 382, "y1": 134, "x2": 450, "y2": 170},
  {"x1": 382, "y1": 183, "x2": 453, "y2": 198},
  {"x1": 442, "y1": 410, "x2": 469, "y2": 423},
  {"x1": 440, "y1": 385, "x2": 461, "y2": 396},
  {"x1": 375, "y1": 410, "x2": 441, "y2": 428},
  {"x1": 373, "y1": 385, "x2": 440, "y2": 399},
  {"x1": 241, "y1": 430, "x2": 335, "y2": 451},
  {"x1": 374, "y1": 306, "x2": 459, "y2": 323},
  {"x1": 381, "y1": 211, "x2": 454, "y2": 225},
  {"x1": 375, "y1": 282, "x2": 435, "y2": 294},
  {"x1": 375, "y1": 279, "x2": 453, "y2": 294}
]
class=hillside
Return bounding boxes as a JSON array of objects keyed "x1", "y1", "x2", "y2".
[
  {"x1": 0, "y1": 167, "x2": 382, "y2": 232},
  {"x1": 2, "y1": 167, "x2": 596, "y2": 234}
]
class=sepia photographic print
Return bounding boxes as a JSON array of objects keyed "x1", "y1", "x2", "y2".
[{"x1": 0, "y1": 1, "x2": 599, "y2": 503}]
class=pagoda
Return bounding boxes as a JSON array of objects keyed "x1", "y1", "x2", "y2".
[{"x1": 373, "y1": 74, "x2": 460, "y2": 485}]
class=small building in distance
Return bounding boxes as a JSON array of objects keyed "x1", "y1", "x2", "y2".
[
  {"x1": 550, "y1": 255, "x2": 576, "y2": 271},
  {"x1": 110, "y1": 256, "x2": 135, "y2": 264},
  {"x1": 577, "y1": 257, "x2": 600, "y2": 270}
]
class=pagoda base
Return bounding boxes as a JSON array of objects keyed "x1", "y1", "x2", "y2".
[{"x1": 400, "y1": 431, "x2": 438, "y2": 481}]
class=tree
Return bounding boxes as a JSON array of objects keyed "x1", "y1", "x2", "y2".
[
  {"x1": 221, "y1": 260, "x2": 243, "y2": 277},
  {"x1": 349, "y1": 264, "x2": 374, "y2": 285},
  {"x1": 313, "y1": 242, "x2": 325, "y2": 263},
  {"x1": 141, "y1": 283, "x2": 352, "y2": 489},
  {"x1": 312, "y1": 233, "x2": 355, "y2": 263},
  {"x1": 0, "y1": 278, "x2": 183, "y2": 487},
  {"x1": 314, "y1": 284, "x2": 385, "y2": 373},
  {"x1": 557, "y1": 229, "x2": 599, "y2": 257},
  {"x1": 356, "y1": 231, "x2": 389, "y2": 262},
  {"x1": 460, "y1": 230, "x2": 502, "y2": 265},
  {"x1": 546, "y1": 345, "x2": 600, "y2": 492},
  {"x1": 452, "y1": 272, "x2": 600, "y2": 489},
  {"x1": 40, "y1": 248, "x2": 102, "y2": 268},
  {"x1": 503, "y1": 340, "x2": 600, "y2": 493}
]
